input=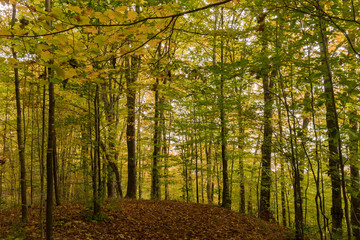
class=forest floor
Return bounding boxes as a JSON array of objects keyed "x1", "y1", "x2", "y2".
[{"x1": 0, "y1": 199, "x2": 294, "y2": 240}]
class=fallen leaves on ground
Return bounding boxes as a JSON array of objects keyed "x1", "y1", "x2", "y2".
[{"x1": 0, "y1": 199, "x2": 293, "y2": 239}]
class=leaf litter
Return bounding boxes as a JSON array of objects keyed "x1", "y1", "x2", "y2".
[{"x1": 0, "y1": 199, "x2": 293, "y2": 239}]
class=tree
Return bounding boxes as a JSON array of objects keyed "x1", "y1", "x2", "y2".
[
  {"x1": 318, "y1": 14, "x2": 344, "y2": 239},
  {"x1": 125, "y1": 56, "x2": 139, "y2": 199},
  {"x1": 11, "y1": 4, "x2": 27, "y2": 222},
  {"x1": 258, "y1": 10, "x2": 274, "y2": 221}
]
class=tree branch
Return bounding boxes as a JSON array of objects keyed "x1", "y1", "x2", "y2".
[{"x1": 0, "y1": 0, "x2": 232, "y2": 38}]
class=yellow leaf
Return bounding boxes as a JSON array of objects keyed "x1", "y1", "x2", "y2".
[
  {"x1": 88, "y1": 71, "x2": 99, "y2": 79},
  {"x1": 54, "y1": 24, "x2": 66, "y2": 31},
  {"x1": 82, "y1": 8, "x2": 94, "y2": 15},
  {"x1": 50, "y1": 7, "x2": 63, "y2": 18},
  {"x1": 93, "y1": 12, "x2": 108, "y2": 22},
  {"x1": 39, "y1": 51, "x2": 52, "y2": 61},
  {"x1": 0, "y1": 30, "x2": 10, "y2": 36},
  {"x1": 127, "y1": 11, "x2": 137, "y2": 21},
  {"x1": 68, "y1": 5, "x2": 82, "y2": 14},
  {"x1": 115, "y1": 6, "x2": 128, "y2": 14},
  {"x1": 64, "y1": 68, "x2": 77, "y2": 79},
  {"x1": 95, "y1": 55, "x2": 108, "y2": 61},
  {"x1": 13, "y1": 45, "x2": 22, "y2": 52},
  {"x1": 83, "y1": 26, "x2": 98, "y2": 34},
  {"x1": 38, "y1": 44, "x2": 51, "y2": 51},
  {"x1": 8, "y1": 58, "x2": 22, "y2": 68},
  {"x1": 79, "y1": 15, "x2": 90, "y2": 24},
  {"x1": 94, "y1": 35, "x2": 106, "y2": 46},
  {"x1": 104, "y1": 10, "x2": 116, "y2": 20},
  {"x1": 85, "y1": 65, "x2": 93, "y2": 72}
]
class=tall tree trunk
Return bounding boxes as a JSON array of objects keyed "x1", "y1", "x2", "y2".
[
  {"x1": 259, "y1": 72, "x2": 273, "y2": 220},
  {"x1": 205, "y1": 140, "x2": 213, "y2": 204},
  {"x1": 318, "y1": 16, "x2": 344, "y2": 239},
  {"x1": 219, "y1": 7, "x2": 231, "y2": 210},
  {"x1": 100, "y1": 141, "x2": 123, "y2": 198},
  {"x1": 12, "y1": 4, "x2": 27, "y2": 222},
  {"x1": 151, "y1": 76, "x2": 161, "y2": 200},
  {"x1": 281, "y1": 80, "x2": 303, "y2": 239},
  {"x1": 342, "y1": 1, "x2": 359, "y2": 238},
  {"x1": 93, "y1": 85, "x2": 101, "y2": 217},
  {"x1": 125, "y1": 56, "x2": 138, "y2": 199},
  {"x1": 194, "y1": 108, "x2": 199, "y2": 204},
  {"x1": 257, "y1": 10, "x2": 273, "y2": 221},
  {"x1": 277, "y1": 103, "x2": 287, "y2": 227},
  {"x1": 236, "y1": 86, "x2": 245, "y2": 214},
  {"x1": 0, "y1": 90, "x2": 9, "y2": 208},
  {"x1": 53, "y1": 135, "x2": 60, "y2": 205},
  {"x1": 39, "y1": 85, "x2": 46, "y2": 240},
  {"x1": 137, "y1": 91, "x2": 142, "y2": 199},
  {"x1": 44, "y1": 0, "x2": 55, "y2": 237},
  {"x1": 163, "y1": 104, "x2": 170, "y2": 200},
  {"x1": 107, "y1": 164, "x2": 114, "y2": 198},
  {"x1": 46, "y1": 70, "x2": 55, "y2": 240},
  {"x1": 350, "y1": 111, "x2": 360, "y2": 239}
]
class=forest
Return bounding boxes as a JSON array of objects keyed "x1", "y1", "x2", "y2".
[{"x1": 0, "y1": 0, "x2": 359, "y2": 239}]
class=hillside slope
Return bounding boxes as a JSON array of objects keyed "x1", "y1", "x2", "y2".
[{"x1": 0, "y1": 199, "x2": 293, "y2": 239}]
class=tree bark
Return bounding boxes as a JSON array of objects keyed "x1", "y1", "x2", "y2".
[
  {"x1": 46, "y1": 71, "x2": 55, "y2": 240},
  {"x1": 257, "y1": 10, "x2": 274, "y2": 221},
  {"x1": 151, "y1": 76, "x2": 161, "y2": 200},
  {"x1": 236, "y1": 86, "x2": 245, "y2": 214},
  {"x1": 11, "y1": 4, "x2": 27, "y2": 222},
  {"x1": 92, "y1": 84, "x2": 101, "y2": 217},
  {"x1": 53, "y1": 135, "x2": 60, "y2": 205},
  {"x1": 125, "y1": 56, "x2": 138, "y2": 199},
  {"x1": 280, "y1": 80, "x2": 303, "y2": 239},
  {"x1": 318, "y1": 16, "x2": 344, "y2": 239},
  {"x1": 350, "y1": 111, "x2": 360, "y2": 239},
  {"x1": 277, "y1": 104, "x2": 287, "y2": 227},
  {"x1": 219, "y1": 7, "x2": 231, "y2": 210}
]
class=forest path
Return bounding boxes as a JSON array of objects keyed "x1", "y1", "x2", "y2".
[{"x1": 0, "y1": 199, "x2": 293, "y2": 239}]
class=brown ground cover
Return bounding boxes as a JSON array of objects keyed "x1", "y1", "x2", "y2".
[{"x1": 0, "y1": 199, "x2": 293, "y2": 239}]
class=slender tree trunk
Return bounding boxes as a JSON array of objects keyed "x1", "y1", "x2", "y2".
[
  {"x1": 39, "y1": 85, "x2": 46, "y2": 240},
  {"x1": 281, "y1": 80, "x2": 303, "y2": 239},
  {"x1": 259, "y1": 68, "x2": 273, "y2": 220},
  {"x1": 45, "y1": 0, "x2": 55, "y2": 237},
  {"x1": 0, "y1": 90, "x2": 9, "y2": 207},
  {"x1": 107, "y1": 164, "x2": 114, "y2": 198},
  {"x1": 219, "y1": 8, "x2": 231, "y2": 210},
  {"x1": 100, "y1": 140, "x2": 123, "y2": 198},
  {"x1": 12, "y1": 4, "x2": 27, "y2": 222},
  {"x1": 163, "y1": 107, "x2": 170, "y2": 200},
  {"x1": 0, "y1": 165, "x2": 2, "y2": 206},
  {"x1": 46, "y1": 70, "x2": 55, "y2": 240},
  {"x1": 318, "y1": 16, "x2": 344, "y2": 239},
  {"x1": 93, "y1": 85, "x2": 101, "y2": 217},
  {"x1": 53, "y1": 135, "x2": 60, "y2": 205},
  {"x1": 137, "y1": 91, "x2": 142, "y2": 199},
  {"x1": 195, "y1": 113, "x2": 199, "y2": 204},
  {"x1": 151, "y1": 76, "x2": 161, "y2": 200},
  {"x1": 205, "y1": 140, "x2": 213, "y2": 204},
  {"x1": 343, "y1": 1, "x2": 359, "y2": 238},
  {"x1": 236, "y1": 86, "x2": 245, "y2": 214},
  {"x1": 257, "y1": 10, "x2": 273, "y2": 221},
  {"x1": 350, "y1": 111, "x2": 360, "y2": 239},
  {"x1": 125, "y1": 56, "x2": 138, "y2": 199},
  {"x1": 200, "y1": 140, "x2": 204, "y2": 203}
]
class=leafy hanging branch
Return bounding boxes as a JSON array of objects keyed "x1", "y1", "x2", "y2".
[
  {"x1": 0, "y1": 0, "x2": 232, "y2": 38},
  {"x1": 280, "y1": 0, "x2": 360, "y2": 57}
]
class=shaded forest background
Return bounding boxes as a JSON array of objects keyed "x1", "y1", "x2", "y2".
[{"x1": 0, "y1": 0, "x2": 360, "y2": 239}]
